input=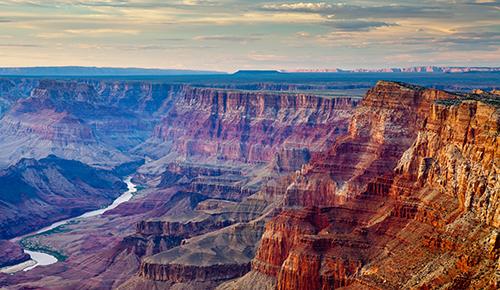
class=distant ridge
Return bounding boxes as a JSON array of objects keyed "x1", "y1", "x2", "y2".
[
  {"x1": 0, "y1": 66, "x2": 226, "y2": 76},
  {"x1": 283, "y1": 66, "x2": 500, "y2": 73},
  {"x1": 233, "y1": 70, "x2": 282, "y2": 75}
]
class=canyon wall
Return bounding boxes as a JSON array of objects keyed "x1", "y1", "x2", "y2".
[
  {"x1": 231, "y1": 82, "x2": 499, "y2": 290},
  {"x1": 282, "y1": 81, "x2": 458, "y2": 207},
  {"x1": 0, "y1": 79, "x2": 184, "y2": 167},
  {"x1": 142, "y1": 87, "x2": 358, "y2": 164},
  {"x1": 0, "y1": 79, "x2": 497, "y2": 290}
]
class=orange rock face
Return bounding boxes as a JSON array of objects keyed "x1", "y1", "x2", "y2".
[
  {"x1": 248, "y1": 82, "x2": 499, "y2": 290},
  {"x1": 282, "y1": 81, "x2": 458, "y2": 207}
]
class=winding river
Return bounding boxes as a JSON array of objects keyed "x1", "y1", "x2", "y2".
[{"x1": 1, "y1": 177, "x2": 137, "y2": 273}]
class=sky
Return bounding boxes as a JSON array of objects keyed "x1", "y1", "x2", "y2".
[{"x1": 0, "y1": 0, "x2": 499, "y2": 72}]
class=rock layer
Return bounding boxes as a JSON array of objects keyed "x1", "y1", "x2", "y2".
[
  {"x1": 144, "y1": 87, "x2": 358, "y2": 164},
  {"x1": 243, "y1": 82, "x2": 499, "y2": 290}
]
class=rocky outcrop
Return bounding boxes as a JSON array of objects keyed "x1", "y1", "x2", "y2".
[
  {"x1": 0, "y1": 79, "x2": 185, "y2": 167},
  {"x1": 395, "y1": 99, "x2": 499, "y2": 226},
  {"x1": 0, "y1": 78, "x2": 38, "y2": 118},
  {"x1": 0, "y1": 240, "x2": 30, "y2": 268},
  {"x1": 0, "y1": 155, "x2": 125, "y2": 239},
  {"x1": 138, "y1": 222, "x2": 265, "y2": 285},
  {"x1": 140, "y1": 262, "x2": 251, "y2": 283},
  {"x1": 1, "y1": 79, "x2": 497, "y2": 290},
  {"x1": 272, "y1": 147, "x2": 311, "y2": 173}
]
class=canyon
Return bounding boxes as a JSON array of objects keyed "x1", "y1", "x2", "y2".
[{"x1": 0, "y1": 74, "x2": 498, "y2": 289}]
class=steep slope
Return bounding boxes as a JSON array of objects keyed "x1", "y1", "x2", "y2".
[
  {"x1": 0, "y1": 95, "x2": 129, "y2": 167},
  {"x1": 0, "y1": 240, "x2": 30, "y2": 268},
  {"x1": 282, "y1": 81, "x2": 458, "y2": 207},
  {"x1": 1, "y1": 81, "x2": 497, "y2": 290},
  {"x1": 139, "y1": 87, "x2": 357, "y2": 168},
  {"x1": 0, "y1": 78, "x2": 37, "y2": 118},
  {"x1": 0, "y1": 155, "x2": 126, "y2": 239},
  {"x1": 110, "y1": 90, "x2": 360, "y2": 288},
  {"x1": 0, "y1": 79, "x2": 184, "y2": 167},
  {"x1": 228, "y1": 82, "x2": 499, "y2": 289}
]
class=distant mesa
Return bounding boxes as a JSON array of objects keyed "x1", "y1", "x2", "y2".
[
  {"x1": 233, "y1": 70, "x2": 282, "y2": 75},
  {"x1": 282, "y1": 66, "x2": 500, "y2": 73}
]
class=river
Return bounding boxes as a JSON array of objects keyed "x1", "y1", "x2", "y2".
[{"x1": 0, "y1": 177, "x2": 137, "y2": 273}]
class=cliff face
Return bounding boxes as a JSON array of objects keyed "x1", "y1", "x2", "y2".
[
  {"x1": 0, "y1": 79, "x2": 358, "y2": 170},
  {"x1": 282, "y1": 81, "x2": 458, "y2": 207},
  {"x1": 0, "y1": 95, "x2": 131, "y2": 167},
  {"x1": 0, "y1": 78, "x2": 38, "y2": 118},
  {"x1": 243, "y1": 82, "x2": 499, "y2": 290},
  {"x1": 0, "y1": 80, "x2": 184, "y2": 167},
  {"x1": 136, "y1": 221, "x2": 265, "y2": 288},
  {"x1": 144, "y1": 87, "x2": 358, "y2": 164},
  {"x1": 396, "y1": 99, "x2": 499, "y2": 227},
  {"x1": 113, "y1": 89, "x2": 360, "y2": 288}
]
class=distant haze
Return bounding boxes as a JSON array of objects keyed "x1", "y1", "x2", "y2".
[
  {"x1": 0, "y1": 66, "x2": 225, "y2": 76},
  {"x1": 0, "y1": 66, "x2": 498, "y2": 76}
]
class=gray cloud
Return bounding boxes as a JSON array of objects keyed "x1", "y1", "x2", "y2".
[
  {"x1": 0, "y1": 0, "x2": 222, "y2": 8},
  {"x1": 435, "y1": 30, "x2": 500, "y2": 50},
  {"x1": 0, "y1": 43, "x2": 42, "y2": 47},
  {"x1": 193, "y1": 35, "x2": 262, "y2": 42},
  {"x1": 323, "y1": 20, "x2": 397, "y2": 31}
]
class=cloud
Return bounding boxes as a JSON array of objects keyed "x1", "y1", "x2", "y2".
[
  {"x1": 0, "y1": 43, "x2": 42, "y2": 47},
  {"x1": 0, "y1": 0, "x2": 499, "y2": 69},
  {"x1": 0, "y1": 0, "x2": 221, "y2": 8},
  {"x1": 193, "y1": 35, "x2": 262, "y2": 42},
  {"x1": 247, "y1": 53, "x2": 287, "y2": 61},
  {"x1": 260, "y1": 2, "x2": 451, "y2": 19},
  {"x1": 435, "y1": 30, "x2": 500, "y2": 50},
  {"x1": 261, "y1": 2, "x2": 333, "y2": 12},
  {"x1": 323, "y1": 20, "x2": 397, "y2": 31},
  {"x1": 37, "y1": 28, "x2": 140, "y2": 38}
]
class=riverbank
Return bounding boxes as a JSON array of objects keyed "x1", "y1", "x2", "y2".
[{"x1": 0, "y1": 177, "x2": 137, "y2": 273}]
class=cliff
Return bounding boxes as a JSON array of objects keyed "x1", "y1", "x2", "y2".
[
  {"x1": 142, "y1": 87, "x2": 358, "y2": 164},
  {"x1": 395, "y1": 99, "x2": 499, "y2": 226},
  {"x1": 236, "y1": 82, "x2": 499, "y2": 290},
  {"x1": 0, "y1": 79, "x2": 184, "y2": 167},
  {"x1": 282, "y1": 81, "x2": 458, "y2": 207}
]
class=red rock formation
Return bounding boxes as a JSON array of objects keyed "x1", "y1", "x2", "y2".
[
  {"x1": 282, "y1": 81, "x2": 458, "y2": 207},
  {"x1": 147, "y1": 87, "x2": 358, "y2": 164},
  {"x1": 395, "y1": 99, "x2": 499, "y2": 226},
  {"x1": 140, "y1": 262, "x2": 251, "y2": 283},
  {"x1": 244, "y1": 82, "x2": 499, "y2": 290},
  {"x1": 1, "y1": 81, "x2": 497, "y2": 290}
]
